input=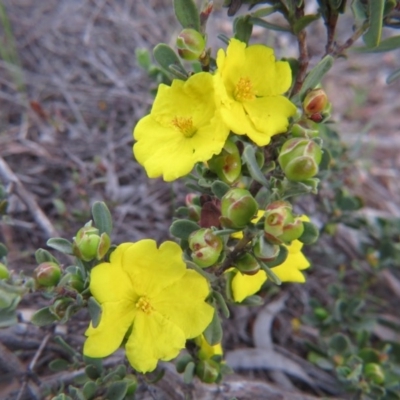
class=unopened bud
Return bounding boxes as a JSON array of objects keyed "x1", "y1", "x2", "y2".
[
  {"x1": 291, "y1": 122, "x2": 319, "y2": 138},
  {"x1": 303, "y1": 89, "x2": 328, "y2": 116},
  {"x1": 364, "y1": 363, "x2": 385, "y2": 385},
  {"x1": 253, "y1": 236, "x2": 279, "y2": 262},
  {"x1": 278, "y1": 138, "x2": 322, "y2": 181},
  {"x1": 195, "y1": 359, "x2": 220, "y2": 384},
  {"x1": 59, "y1": 272, "x2": 84, "y2": 292},
  {"x1": 234, "y1": 253, "x2": 260, "y2": 275},
  {"x1": 34, "y1": 262, "x2": 61, "y2": 287},
  {"x1": 208, "y1": 139, "x2": 242, "y2": 184},
  {"x1": 176, "y1": 28, "x2": 206, "y2": 61},
  {"x1": 73, "y1": 226, "x2": 110, "y2": 261},
  {"x1": 264, "y1": 201, "x2": 304, "y2": 243},
  {"x1": 0, "y1": 263, "x2": 10, "y2": 279},
  {"x1": 220, "y1": 188, "x2": 258, "y2": 229},
  {"x1": 189, "y1": 228, "x2": 223, "y2": 268}
]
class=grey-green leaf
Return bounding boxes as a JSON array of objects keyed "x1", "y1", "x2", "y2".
[
  {"x1": 298, "y1": 221, "x2": 319, "y2": 245},
  {"x1": 297, "y1": 55, "x2": 334, "y2": 101},
  {"x1": 88, "y1": 296, "x2": 102, "y2": 328},
  {"x1": 293, "y1": 14, "x2": 320, "y2": 35},
  {"x1": 173, "y1": 0, "x2": 200, "y2": 31},
  {"x1": 354, "y1": 35, "x2": 400, "y2": 53},
  {"x1": 46, "y1": 238, "x2": 74, "y2": 255},
  {"x1": 31, "y1": 307, "x2": 58, "y2": 326},
  {"x1": 242, "y1": 145, "x2": 269, "y2": 187},
  {"x1": 92, "y1": 201, "x2": 113, "y2": 236},
  {"x1": 106, "y1": 382, "x2": 128, "y2": 400},
  {"x1": 234, "y1": 15, "x2": 253, "y2": 44},
  {"x1": 169, "y1": 219, "x2": 200, "y2": 240},
  {"x1": 203, "y1": 309, "x2": 223, "y2": 346},
  {"x1": 363, "y1": 0, "x2": 385, "y2": 48},
  {"x1": 211, "y1": 181, "x2": 230, "y2": 199},
  {"x1": 249, "y1": 17, "x2": 292, "y2": 33}
]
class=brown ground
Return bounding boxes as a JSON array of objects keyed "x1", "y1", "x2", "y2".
[{"x1": 1, "y1": 1, "x2": 400, "y2": 399}]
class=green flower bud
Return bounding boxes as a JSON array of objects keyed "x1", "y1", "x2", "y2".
[
  {"x1": 0, "y1": 263, "x2": 10, "y2": 280},
  {"x1": 264, "y1": 201, "x2": 304, "y2": 243},
  {"x1": 73, "y1": 226, "x2": 110, "y2": 261},
  {"x1": 176, "y1": 28, "x2": 206, "y2": 61},
  {"x1": 189, "y1": 228, "x2": 223, "y2": 268},
  {"x1": 195, "y1": 359, "x2": 220, "y2": 384},
  {"x1": 314, "y1": 307, "x2": 329, "y2": 320},
  {"x1": 34, "y1": 262, "x2": 61, "y2": 287},
  {"x1": 59, "y1": 272, "x2": 85, "y2": 292},
  {"x1": 253, "y1": 236, "x2": 279, "y2": 262},
  {"x1": 208, "y1": 139, "x2": 242, "y2": 184},
  {"x1": 303, "y1": 88, "x2": 328, "y2": 116},
  {"x1": 364, "y1": 363, "x2": 385, "y2": 385},
  {"x1": 234, "y1": 253, "x2": 260, "y2": 275},
  {"x1": 96, "y1": 232, "x2": 111, "y2": 259},
  {"x1": 278, "y1": 138, "x2": 322, "y2": 181},
  {"x1": 220, "y1": 188, "x2": 258, "y2": 229},
  {"x1": 185, "y1": 194, "x2": 201, "y2": 222},
  {"x1": 291, "y1": 122, "x2": 319, "y2": 138}
]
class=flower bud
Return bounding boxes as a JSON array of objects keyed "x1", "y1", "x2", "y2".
[
  {"x1": 59, "y1": 272, "x2": 85, "y2": 292},
  {"x1": 264, "y1": 201, "x2": 304, "y2": 243},
  {"x1": 220, "y1": 188, "x2": 258, "y2": 229},
  {"x1": 0, "y1": 263, "x2": 10, "y2": 280},
  {"x1": 364, "y1": 363, "x2": 385, "y2": 385},
  {"x1": 176, "y1": 28, "x2": 205, "y2": 61},
  {"x1": 233, "y1": 253, "x2": 260, "y2": 275},
  {"x1": 189, "y1": 228, "x2": 223, "y2": 268},
  {"x1": 208, "y1": 139, "x2": 242, "y2": 184},
  {"x1": 34, "y1": 262, "x2": 61, "y2": 287},
  {"x1": 195, "y1": 359, "x2": 220, "y2": 384},
  {"x1": 73, "y1": 226, "x2": 110, "y2": 261},
  {"x1": 278, "y1": 138, "x2": 322, "y2": 181},
  {"x1": 303, "y1": 88, "x2": 328, "y2": 116},
  {"x1": 253, "y1": 236, "x2": 279, "y2": 262},
  {"x1": 185, "y1": 194, "x2": 201, "y2": 222},
  {"x1": 291, "y1": 122, "x2": 319, "y2": 138}
]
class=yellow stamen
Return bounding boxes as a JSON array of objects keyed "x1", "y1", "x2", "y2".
[
  {"x1": 172, "y1": 116, "x2": 197, "y2": 138},
  {"x1": 136, "y1": 296, "x2": 153, "y2": 315},
  {"x1": 234, "y1": 77, "x2": 256, "y2": 102}
]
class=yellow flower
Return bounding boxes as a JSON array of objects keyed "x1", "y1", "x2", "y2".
[
  {"x1": 195, "y1": 334, "x2": 223, "y2": 360},
  {"x1": 230, "y1": 215, "x2": 310, "y2": 302},
  {"x1": 133, "y1": 72, "x2": 230, "y2": 182},
  {"x1": 215, "y1": 39, "x2": 297, "y2": 146},
  {"x1": 83, "y1": 240, "x2": 214, "y2": 373}
]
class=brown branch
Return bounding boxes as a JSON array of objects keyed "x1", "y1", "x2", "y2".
[
  {"x1": 329, "y1": 22, "x2": 369, "y2": 58},
  {"x1": 324, "y1": 11, "x2": 339, "y2": 55}
]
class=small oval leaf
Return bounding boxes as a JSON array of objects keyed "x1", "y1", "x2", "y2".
[
  {"x1": 47, "y1": 238, "x2": 74, "y2": 255},
  {"x1": 92, "y1": 201, "x2": 113, "y2": 236},
  {"x1": 169, "y1": 219, "x2": 200, "y2": 240}
]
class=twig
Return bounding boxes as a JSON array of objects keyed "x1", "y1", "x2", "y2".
[
  {"x1": 324, "y1": 10, "x2": 339, "y2": 55},
  {"x1": 329, "y1": 22, "x2": 369, "y2": 58},
  {"x1": 0, "y1": 156, "x2": 59, "y2": 238}
]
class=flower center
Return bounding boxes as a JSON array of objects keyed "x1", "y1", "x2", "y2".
[
  {"x1": 234, "y1": 77, "x2": 256, "y2": 102},
  {"x1": 136, "y1": 296, "x2": 153, "y2": 315},
  {"x1": 172, "y1": 116, "x2": 197, "y2": 138}
]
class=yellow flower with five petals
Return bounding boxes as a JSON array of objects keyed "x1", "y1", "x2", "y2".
[
  {"x1": 133, "y1": 72, "x2": 230, "y2": 181},
  {"x1": 83, "y1": 240, "x2": 214, "y2": 373},
  {"x1": 215, "y1": 39, "x2": 297, "y2": 146}
]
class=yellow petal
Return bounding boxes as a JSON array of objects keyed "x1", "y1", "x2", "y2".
[
  {"x1": 89, "y1": 249, "x2": 135, "y2": 304},
  {"x1": 271, "y1": 264, "x2": 306, "y2": 283},
  {"x1": 83, "y1": 300, "x2": 136, "y2": 358},
  {"x1": 231, "y1": 269, "x2": 267, "y2": 303},
  {"x1": 243, "y1": 96, "x2": 297, "y2": 145},
  {"x1": 153, "y1": 270, "x2": 214, "y2": 338},
  {"x1": 121, "y1": 240, "x2": 187, "y2": 298},
  {"x1": 125, "y1": 311, "x2": 186, "y2": 373}
]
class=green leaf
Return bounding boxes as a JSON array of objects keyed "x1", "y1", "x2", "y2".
[
  {"x1": 106, "y1": 381, "x2": 128, "y2": 400},
  {"x1": 185, "y1": 260, "x2": 217, "y2": 282},
  {"x1": 265, "y1": 245, "x2": 288, "y2": 268},
  {"x1": 31, "y1": 307, "x2": 58, "y2": 326},
  {"x1": 92, "y1": 201, "x2": 113, "y2": 236},
  {"x1": 329, "y1": 333, "x2": 352, "y2": 355},
  {"x1": 248, "y1": 17, "x2": 292, "y2": 33},
  {"x1": 213, "y1": 291, "x2": 230, "y2": 318},
  {"x1": 251, "y1": 5, "x2": 280, "y2": 18},
  {"x1": 0, "y1": 308, "x2": 18, "y2": 328},
  {"x1": 387, "y1": 66, "x2": 400, "y2": 84},
  {"x1": 234, "y1": 15, "x2": 253, "y2": 44},
  {"x1": 0, "y1": 243, "x2": 8, "y2": 258},
  {"x1": 239, "y1": 295, "x2": 264, "y2": 306},
  {"x1": 68, "y1": 387, "x2": 86, "y2": 400},
  {"x1": 169, "y1": 219, "x2": 200, "y2": 240},
  {"x1": 54, "y1": 335, "x2": 81, "y2": 358},
  {"x1": 35, "y1": 248, "x2": 59, "y2": 265},
  {"x1": 293, "y1": 14, "x2": 320, "y2": 34},
  {"x1": 46, "y1": 238, "x2": 74, "y2": 255},
  {"x1": 82, "y1": 381, "x2": 97, "y2": 400},
  {"x1": 183, "y1": 361, "x2": 195, "y2": 384},
  {"x1": 88, "y1": 296, "x2": 102, "y2": 328},
  {"x1": 242, "y1": 144, "x2": 269, "y2": 187},
  {"x1": 354, "y1": 35, "x2": 400, "y2": 53},
  {"x1": 203, "y1": 309, "x2": 223, "y2": 346},
  {"x1": 49, "y1": 359, "x2": 70, "y2": 372},
  {"x1": 298, "y1": 221, "x2": 319, "y2": 245},
  {"x1": 211, "y1": 181, "x2": 230, "y2": 199},
  {"x1": 84, "y1": 356, "x2": 103, "y2": 380},
  {"x1": 297, "y1": 55, "x2": 334, "y2": 101},
  {"x1": 176, "y1": 354, "x2": 194, "y2": 373},
  {"x1": 328, "y1": 0, "x2": 345, "y2": 10},
  {"x1": 173, "y1": 0, "x2": 200, "y2": 31},
  {"x1": 259, "y1": 261, "x2": 282, "y2": 285},
  {"x1": 153, "y1": 43, "x2": 186, "y2": 76},
  {"x1": 135, "y1": 48, "x2": 151, "y2": 70},
  {"x1": 363, "y1": 0, "x2": 385, "y2": 48}
]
